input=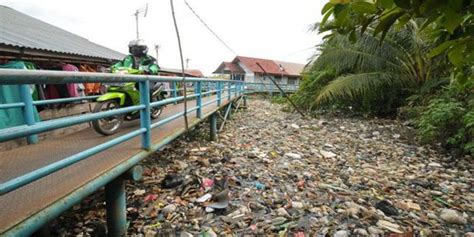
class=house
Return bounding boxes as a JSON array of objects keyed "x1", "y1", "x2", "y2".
[{"x1": 213, "y1": 56, "x2": 306, "y2": 85}]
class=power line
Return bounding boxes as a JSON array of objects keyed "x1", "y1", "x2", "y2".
[{"x1": 183, "y1": 0, "x2": 237, "y2": 55}]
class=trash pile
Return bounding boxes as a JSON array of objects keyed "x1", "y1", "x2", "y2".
[{"x1": 52, "y1": 98, "x2": 473, "y2": 236}]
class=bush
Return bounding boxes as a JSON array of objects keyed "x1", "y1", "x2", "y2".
[{"x1": 417, "y1": 94, "x2": 473, "y2": 156}]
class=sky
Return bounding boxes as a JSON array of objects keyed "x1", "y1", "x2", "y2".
[{"x1": 0, "y1": 0, "x2": 325, "y2": 75}]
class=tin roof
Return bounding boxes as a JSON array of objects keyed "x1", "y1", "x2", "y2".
[{"x1": 0, "y1": 5, "x2": 125, "y2": 61}]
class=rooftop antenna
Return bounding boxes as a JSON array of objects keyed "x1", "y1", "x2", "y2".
[
  {"x1": 134, "y1": 3, "x2": 148, "y2": 39},
  {"x1": 154, "y1": 44, "x2": 160, "y2": 63}
]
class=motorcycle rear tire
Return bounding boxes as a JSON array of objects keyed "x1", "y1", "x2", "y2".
[{"x1": 151, "y1": 95, "x2": 164, "y2": 119}]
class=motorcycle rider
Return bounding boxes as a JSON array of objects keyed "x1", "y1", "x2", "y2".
[
  {"x1": 111, "y1": 39, "x2": 164, "y2": 94},
  {"x1": 112, "y1": 39, "x2": 160, "y2": 75}
]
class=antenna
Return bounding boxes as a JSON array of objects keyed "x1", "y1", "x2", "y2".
[
  {"x1": 154, "y1": 44, "x2": 160, "y2": 63},
  {"x1": 134, "y1": 3, "x2": 149, "y2": 40}
]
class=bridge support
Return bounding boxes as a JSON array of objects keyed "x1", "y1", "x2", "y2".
[
  {"x1": 209, "y1": 113, "x2": 217, "y2": 141},
  {"x1": 105, "y1": 177, "x2": 126, "y2": 237},
  {"x1": 243, "y1": 95, "x2": 248, "y2": 108},
  {"x1": 105, "y1": 166, "x2": 143, "y2": 236}
]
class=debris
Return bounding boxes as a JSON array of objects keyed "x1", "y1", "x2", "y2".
[
  {"x1": 320, "y1": 150, "x2": 336, "y2": 158},
  {"x1": 207, "y1": 189, "x2": 229, "y2": 209},
  {"x1": 291, "y1": 201, "x2": 304, "y2": 210},
  {"x1": 161, "y1": 174, "x2": 183, "y2": 189},
  {"x1": 375, "y1": 200, "x2": 399, "y2": 216},
  {"x1": 399, "y1": 200, "x2": 421, "y2": 211},
  {"x1": 161, "y1": 204, "x2": 177, "y2": 216},
  {"x1": 284, "y1": 153, "x2": 302, "y2": 159},
  {"x1": 439, "y1": 208, "x2": 467, "y2": 225},
  {"x1": 376, "y1": 220, "x2": 403, "y2": 233},
  {"x1": 143, "y1": 194, "x2": 158, "y2": 203},
  {"x1": 334, "y1": 230, "x2": 349, "y2": 237},
  {"x1": 201, "y1": 178, "x2": 214, "y2": 190},
  {"x1": 276, "y1": 207, "x2": 290, "y2": 217},
  {"x1": 50, "y1": 99, "x2": 472, "y2": 236},
  {"x1": 290, "y1": 123, "x2": 300, "y2": 129},
  {"x1": 254, "y1": 181, "x2": 266, "y2": 190},
  {"x1": 428, "y1": 162, "x2": 442, "y2": 168},
  {"x1": 196, "y1": 193, "x2": 212, "y2": 203},
  {"x1": 133, "y1": 189, "x2": 146, "y2": 196}
]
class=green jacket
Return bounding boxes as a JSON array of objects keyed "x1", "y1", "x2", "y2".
[{"x1": 112, "y1": 55, "x2": 160, "y2": 74}]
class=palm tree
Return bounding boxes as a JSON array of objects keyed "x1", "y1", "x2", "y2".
[{"x1": 311, "y1": 21, "x2": 447, "y2": 106}]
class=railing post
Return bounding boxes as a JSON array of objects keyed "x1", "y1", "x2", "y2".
[
  {"x1": 172, "y1": 81, "x2": 178, "y2": 104},
  {"x1": 217, "y1": 82, "x2": 222, "y2": 106},
  {"x1": 228, "y1": 82, "x2": 231, "y2": 101},
  {"x1": 138, "y1": 81, "x2": 151, "y2": 150},
  {"x1": 209, "y1": 113, "x2": 217, "y2": 141},
  {"x1": 196, "y1": 81, "x2": 202, "y2": 118},
  {"x1": 19, "y1": 85, "x2": 38, "y2": 144}
]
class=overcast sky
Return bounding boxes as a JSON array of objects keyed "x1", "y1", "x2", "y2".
[{"x1": 0, "y1": 0, "x2": 324, "y2": 75}]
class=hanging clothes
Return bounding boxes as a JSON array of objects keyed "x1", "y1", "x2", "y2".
[
  {"x1": 62, "y1": 64, "x2": 80, "y2": 97},
  {"x1": 80, "y1": 64, "x2": 102, "y2": 95},
  {"x1": 0, "y1": 61, "x2": 41, "y2": 129}
]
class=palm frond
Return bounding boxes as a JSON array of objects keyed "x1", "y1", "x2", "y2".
[
  {"x1": 315, "y1": 72, "x2": 407, "y2": 104},
  {"x1": 314, "y1": 47, "x2": 403, "y2": 73}
]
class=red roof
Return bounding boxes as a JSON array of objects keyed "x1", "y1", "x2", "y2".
[
  {"x1": 234, "y1": 56, "x2": 284, "y2": 75},
  {"x1": 213, "y1": 62, "x2": 244, "y2": 74},
  {"x1": 223, "y1": 62, "x2": 244, "y2": 73},
  {"x1": 214, "y1": 56, "x2": 305, "y2": 77},
  {"x1": 185, "y1": 69, "x2": 204, "y2": 77}
]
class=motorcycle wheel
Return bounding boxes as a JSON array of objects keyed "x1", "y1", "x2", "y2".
[
  {"x1": 151, "y1": 95, "x2": 164, "y2": 119},
  {"x1": 92, "y1": 100, "x2": 124, "y2": 135}
]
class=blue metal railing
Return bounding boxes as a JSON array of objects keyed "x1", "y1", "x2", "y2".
[
  {"x1": 0, "y1": 69, "x2": 245, "y2": 195},
  {"x1": 0, "y1": 69, "x2": 296, "y2": 196}
]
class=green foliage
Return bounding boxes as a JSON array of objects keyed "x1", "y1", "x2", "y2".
[
  {"x1": 271, "y1": 95, "x2": 287, "y2": 104},
  {"x1": 298, "y1": 22, "x2": 444, "y2": 115},
  {"x1": 306, "y1": 0, "x2": 473, "y2": 155},
  {"x1": 292, "y1": 69, "x2": 336, "y2": 110},
  {"x1": 417, "y1": 91, "x2": 473, "y2": 155},
  {"x1": 319, "y1": 0, "x2": 474, "y2": 87}
]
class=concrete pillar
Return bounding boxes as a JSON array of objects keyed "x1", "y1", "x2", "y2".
[
  {"x1": 105, "y1": 166, "x2": 143, "y2": 236},
  {"x1": 105, "y1": 177, "x2": 126, "y2": 237},
  {"x1": 210, "y1": 113, "x2": 217, "y2": 141}
]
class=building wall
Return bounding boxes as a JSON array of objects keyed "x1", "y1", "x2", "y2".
[
  {"x1": 234, "y1": 60, "x2": 302, "y2": 85},
  {"x1": 236, "y1": 61, "x2": 256, "y2": 83}
]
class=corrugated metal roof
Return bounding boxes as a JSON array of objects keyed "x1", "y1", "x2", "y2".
[{"x1": 0, "y1": 5, "x2": 125, "y2": 61}]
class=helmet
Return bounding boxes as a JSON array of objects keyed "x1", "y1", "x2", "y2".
[{"x1": 128, "y1": 39, "x2": 148, "y2": 57}]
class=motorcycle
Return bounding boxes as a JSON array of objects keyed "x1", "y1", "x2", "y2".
[{"x1": 92, "y1": 67, "x2": 166, "y2": 135}]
